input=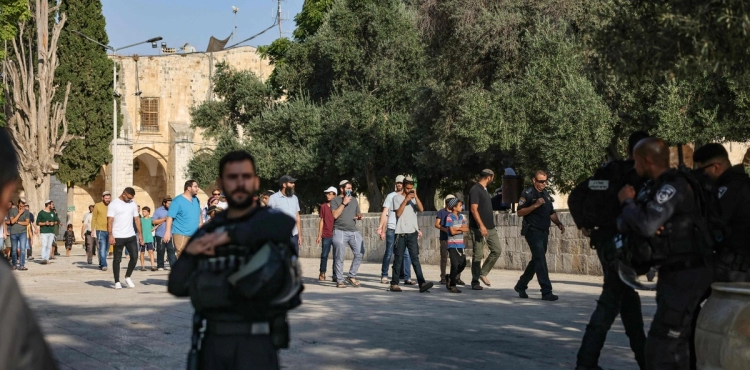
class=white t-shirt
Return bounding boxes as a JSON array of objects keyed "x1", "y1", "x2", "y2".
[
  {"x1": 107, "y1": 198, "x2": 139, "y2": 238},
  {"x1": 82, "y1": 212, "x2": 93, "y2": 233}
]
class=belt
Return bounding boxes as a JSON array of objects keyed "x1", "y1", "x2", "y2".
[
  {"x1": 205, "y1": 320, "x2": 270, "y2": 336},
  {"x1": 659, "y1": 257, "x2": 708, "y2": 274}
]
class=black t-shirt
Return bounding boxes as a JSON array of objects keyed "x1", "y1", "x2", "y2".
[
  {"x1": 518, "y1": 187, "x2": 556, "y2": 229},
  {"x1": 469, "y1": 183, "x2": 495, "y2": 229},
  {"x1": 717, "y1": 165, "x2": 750, "y2": 252}
]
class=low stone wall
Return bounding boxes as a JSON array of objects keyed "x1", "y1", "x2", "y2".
[{"x1": 299, "y1": 211, "x2": 602, "y2": 276}]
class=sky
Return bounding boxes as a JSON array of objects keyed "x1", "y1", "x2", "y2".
[{"x1": 101, "y1": 0, "x2": 305, "y2": 55}]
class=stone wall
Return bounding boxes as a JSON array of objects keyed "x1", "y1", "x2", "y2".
[{"x1": 298, "y1": 211, "x2": 601, "y2": 276}]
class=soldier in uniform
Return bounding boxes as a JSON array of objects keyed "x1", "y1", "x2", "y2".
[
  {"x1": 514, "y1": 170, "x2": 564, "y2": 301},
  {"x1": 617, "y1": 138, "x2": 713, "y2": 369},
  {"x1": 693, "y1": 143, "x2": 750, "y2": 282},
  {"x1": 576, "y1": 132, "x2": 649, "y2": 370},
  {"x1": 168, "y1": 150, "x2": 303, "y2": 370}
]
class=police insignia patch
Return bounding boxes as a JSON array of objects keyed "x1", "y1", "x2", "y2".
[
  {"x1": 656, "y1": 185, "x2": 676, "y2": 204},
  {"x1": 718, "y1": 186, "x2": 728, "y2": 199},
  {"x1": 518, "y1": 197, "x2": 526, "y2": 206}
]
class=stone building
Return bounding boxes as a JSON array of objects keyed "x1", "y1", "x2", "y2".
[{"x1": 62, "y1": 46, "x2": 272, "y2": 228}]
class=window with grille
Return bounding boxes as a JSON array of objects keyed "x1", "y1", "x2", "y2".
[{"x1": 140, "y1": 98, "x2": 159, "y2": 132}]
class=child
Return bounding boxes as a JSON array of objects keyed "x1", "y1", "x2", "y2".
[
  {"x1": 139, "y1": 206, "x2": 156, "y2": 271},
  {"x1": 445, "y1": 198, "x2": 469, "y2": 293},
  {"x1": 63, "y1": 224, "x2": 75, "y2": 257}
]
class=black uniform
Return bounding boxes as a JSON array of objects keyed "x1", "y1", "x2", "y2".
[
  {"x1": 576, "y1": 160, "x2": 646, "y2": 370},
  {"x1": 514, "y1": 187, "x2": 555, "y2": 295},
  {"x1": 168, "y1": 206, "x2": 299, "y2": 370},
  {"x1": 714, "y1": 164, "x2": 750, "y2": 282},
  {"x1": 617, "y1": 169, "x2": 713, "y2": 369}
]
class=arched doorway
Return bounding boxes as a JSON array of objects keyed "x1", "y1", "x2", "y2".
[{"x1": 132, "y1": 152, "x2": 168, "y2": 214}]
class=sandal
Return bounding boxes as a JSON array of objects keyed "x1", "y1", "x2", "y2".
[
  {"x1": 404, "y1": 280, "x2": 417, "y2": 285},
  {"x1": 19, "y1": 266, "x2": 28, "y2": 271},
  {"x1": 448, "y1": 287, "x2": 462, "y2": 293},
  {"x1": 345, "y1": 277, "x2": 361, "y2": 287}
]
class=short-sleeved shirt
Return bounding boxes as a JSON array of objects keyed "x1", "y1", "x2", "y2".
[
  {"x1": 8, "y1": 208, "x2": 29, "y2": 235},
  {"x1": 329, "y1": 196, "x2": 360, "y2": 232},
  {"x1": 436, "y1": 208, "x2": 450, "y2": 241},
  {"x1": 153, "y1": 206, "x2": 169, "y2": 238},
  {"x1": 445, "y1": 213, "x2": 466, "y2": 249},
  {"x1": 469, "y1": 183, "x2": 495, "y2": 229},
  {"x1": 140, "y1": 217, "x2": 154, "y2": 243},
  {"x1": 319, "y1": 203, "x2": 334, "y2": 239},
  {"x1": 107, "y1": 198, "x2": 139, "y2": 238},
  {"x1": 82, "y1": 212, "x2": 92, "y2": 233},
  {"x1": 518, "y1": 187, "x2": 556, "y2": 229},
  {"x1": 36, "y1": 210, "x2": 59, "y2": 234},
  {"x1": 92, "y1": 202, "x2": 108, "y2": 231},
  {"x1": 391, "y1": 193, "x2": 419, "y2": 234},
  {"x1": 267, "y1": 192, "x2": 300, "y2": 235},
  {"x1": 383, "y1": 192, "x2": 398, "y2": 230},
  {"x1": 167, "y1": 194, "x2": 201, "y2": 236}
]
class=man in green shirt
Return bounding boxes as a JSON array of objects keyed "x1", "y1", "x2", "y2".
[{"x1": 36, "y1": 200, "x2": 59, "y2": 264}]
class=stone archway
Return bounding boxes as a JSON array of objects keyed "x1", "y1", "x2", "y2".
[{"x1": 132, "y1": 152, "x2": 168, "y2": 214}]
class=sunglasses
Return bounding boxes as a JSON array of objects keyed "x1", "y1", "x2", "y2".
[{"x1": 534, "y1": 178, "x2": 547, "y2": 184}]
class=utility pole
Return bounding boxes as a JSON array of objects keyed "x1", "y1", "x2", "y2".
[
  {"x1": 232, "y1": 6, "x2": 239, "y2": 42},
  {"x1": 277, "y1": 0, "x2": 283, "y2": 38}
]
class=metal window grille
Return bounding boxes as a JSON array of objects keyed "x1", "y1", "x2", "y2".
[{"x1": 140, "y1": 98, "x2": 159, "y2": 132}]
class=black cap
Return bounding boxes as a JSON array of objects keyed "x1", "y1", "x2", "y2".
[{"x1": 279, "y1": 175, "x2": 297, "y2": 184}]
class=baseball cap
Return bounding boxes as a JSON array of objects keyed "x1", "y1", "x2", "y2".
[
  {"x1": 279, "y1": 175, "x2": 297, "y2": 184},
  {"x1": 102, "y1": 191, "x2": 111, "y2": 196},
  {"x1": 339, "y1": 179, "x2": 350, "y2": 186},
  {"x1": 403, "y1": 175, "x2": 414, "y2": 183},
  {"x1": 395, "y1": 175, "x2": 405, "y2": 183},
  {"x1": 324, "y1": 186, "x2": 338, "y2": 195}
]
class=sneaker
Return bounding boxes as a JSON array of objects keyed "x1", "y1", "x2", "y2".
[
  {"x1": 114, "y1": 282, "x2": 122, "y2": 289},
  {"x1": 448, "y1": 287, "x2": 462, "y2": 293},
  {"x1": 345, "y1": 277, "x2": 361, "y2": 288},
  {"x1": 419, "y1": 282, "x2": 434, "y2": 292},
  {"x1": 514, "y1": 287, "x2": 529, "y2": 299},
  {"x1": 125, "y1": 277, "x2": 135, "y2": 288},
  {"x1": 380, "y1": 277, "x2": 389, "y2": 284},
  {"x1": 389, "y1": 285, "x2": 402, "y2": 292},
  {"x1": 101, "y1": 267, "x2": 108, "y2": 271},
  {"x1": 157, "y1": 267, "x2": 164, "y2": 271},
  {"x1": 542, "y1": 293, "x2": 559, "y2": 301}
]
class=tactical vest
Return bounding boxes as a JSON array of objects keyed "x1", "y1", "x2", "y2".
[
  {"x1": 640, "y1": 171, "x2": 713, "y2": 263},
  {"x1": 188, "y1": 209, "x2": 302, "y2": 322}
]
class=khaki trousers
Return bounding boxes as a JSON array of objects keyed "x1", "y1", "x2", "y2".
[{"x1": 173, "y1": 234, "x2": 191, "y2": 257}]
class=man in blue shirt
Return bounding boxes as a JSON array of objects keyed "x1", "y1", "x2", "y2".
[
  {"x1": 267, "y1": 175, "x2": 302, "y2": 253},
  {"x1": 164, "y1": 180, "x2": 202, "y2": 256},
  {"x1": 152, "y1": 197, "x2": 176, "y2": 270}
]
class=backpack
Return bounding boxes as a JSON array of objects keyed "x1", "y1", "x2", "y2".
[{"x1": 568, "y1": 160, "x2": 636, "y2": 231}]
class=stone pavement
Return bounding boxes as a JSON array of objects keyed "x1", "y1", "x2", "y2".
[{"x1": 14, "y1": 249, "x2": 655, "y2": 369}]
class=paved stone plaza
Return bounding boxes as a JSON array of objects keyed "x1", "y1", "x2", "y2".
[{"x1": 14, "y1": 249, "x2": 655, "y2": 369}]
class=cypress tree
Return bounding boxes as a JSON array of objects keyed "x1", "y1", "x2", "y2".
[{"x1": 55, "y1": 0, "x2": 113, "y2": 184}]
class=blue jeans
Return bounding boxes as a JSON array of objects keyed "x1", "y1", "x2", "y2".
[
  {"x1": 319, "y1": 237, "x2": 335, "y2": 273},
  {"x1": 380, "y1": 228, "x2": 411, "y2": 281},
  {"x1": 332, "y1": 229, "x2": 363, "y2": 283},
  {"x1": 10, "y1": 233, "x2": 28, "y2": 267},
  {"x1": 96, "y1": 230, "x2": 109, "y2": 268}
]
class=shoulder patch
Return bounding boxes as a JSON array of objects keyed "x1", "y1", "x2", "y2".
[
  {"x1": 718, "y1": 186, "x2": 728, "y2": 199},
  {"x1": 656, "y1": 185, "x2": 677, "y2": 204},
  {"x1": 518, "y1": 197, "x2": 526, "y2": 206}
]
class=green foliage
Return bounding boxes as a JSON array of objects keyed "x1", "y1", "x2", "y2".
[
  {"x1": 0, "y1": 0, "x2": 30, "y2": 127},
  {"x1": 54, "y1": 0, "x2": 115, "y2": 184},
  {"x1": 292, "y1": 0, "x2": 335, "y2": 42}
]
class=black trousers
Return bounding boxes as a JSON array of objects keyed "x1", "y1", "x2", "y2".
[
  {"x1": 448, "y1": 248, "x2": 466, "y2": 287},
  {"x1": 391, "y1": 232, "x2": 426, "y2": 286},
  {"x1": 113, "y1": 236, "x2": 138, "y2": 283},
  {"x1": 645, "y1": 262, "x2": 712, "y2": 370},
  {"x1": 515, "y1": 228, "x2": 553, "y2": 295},
  {"x1": 200, "y1": 334, "x2": 279, "y2": 370},
  {"x1": 577, "y1": 233, "x2": 646, "y2": 369}
]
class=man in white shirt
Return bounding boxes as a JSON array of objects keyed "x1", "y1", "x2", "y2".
[
  {"x1": 107, "y1": 187, "x2": 143, "y2": 290},
  {"x1": 267, "y1": 175, "x2": 302, "y2": 253}
]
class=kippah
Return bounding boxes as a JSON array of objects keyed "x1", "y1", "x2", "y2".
[
  {"x1": 447, "y1": 197, "x2": 460, "y2": 209},
  {"x1": 693, "y1": 143, "x2": 728, "y2": 163}
]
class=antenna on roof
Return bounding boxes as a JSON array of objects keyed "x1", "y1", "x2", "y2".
[{"x1": 232, "y1": 6, "x2": 239, "y2": 42}]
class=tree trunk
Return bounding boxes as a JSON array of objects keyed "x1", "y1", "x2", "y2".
[
  {"x1": 2, "y1": 1, "x2": 74, "y2": 218},
  {"x1": 417, "y1": 176, "x2": 439, "y2": 212},
  {"x1": 365, "y1": 162, "x2": 383, "y2": 213}
]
